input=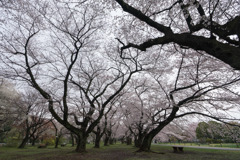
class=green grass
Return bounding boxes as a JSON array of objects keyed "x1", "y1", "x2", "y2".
[
  {"x1": 0, "y1": 143, "x2": 240, "y2": 160},
  {"x1": 159, "y1": 142, "x2": 240, "y2": 148}
]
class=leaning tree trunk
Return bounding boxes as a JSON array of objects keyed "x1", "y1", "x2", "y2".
[
  {"x1": 18, "y1": 129, "x2": 30, "y2": 148},
  {"x1": 18, "y1": 135, "x2": 29, "y2": 148},
  {"x1": 138, "y1": 123, "x2": 170, "y2": 151},
  {"x1": 138, "y1": 107, "x2": 179, "y2": 152},
  {"x1": 138, "y1": 134, "x2": 154, "y2": 152}
]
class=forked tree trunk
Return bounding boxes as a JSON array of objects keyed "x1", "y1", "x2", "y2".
[
  {"x1": 138, "y1": 134, "x2": 154, "y2": 152},
  {"x1": 138, "y1": 107, "x2": 179, "y2": 152},
  {"x1": 134, "y1": 135, "x2": 144, "y2": 148}
]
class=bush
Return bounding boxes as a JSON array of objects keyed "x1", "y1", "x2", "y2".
[
  {"x1": 42, "y1": 137, "x2": 55, "y2": 146},
  {"x1": 5, "y1": 128, "x2": 21, "y2": 147},
  {"x1": 6, "y1": 137, "x2": 20, "y2": 147}
]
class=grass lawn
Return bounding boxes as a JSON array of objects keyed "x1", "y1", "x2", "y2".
[
  {"x1": 0, "y1": 143, "x2": 240, "y2": 160},
  {"x1": 158, "y1": 142, "x2": 240, "y2": 148}
]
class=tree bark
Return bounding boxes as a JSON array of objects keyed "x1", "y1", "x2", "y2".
[
  {"x1": 138, "y1": 134, "x2": 154, "y2": 152},
  {"x1": 75, "y1": 135, "x2": 87, "y2": 152},
  {"x1": 134, "y1": 135, "x2": 144, "y2": 148},
  {"x1": 115, "y1": 0, "x2": 240, "y2": 70},
  {"x1": 104, "y1": 136, "x2": 109, "y2": 146},
  {"x1": 109, "y1": 138, "x2": 114, "y2": 145},
  {"x1": 94, "y1": 136, "x2": 101, "y2": 148},
  {"x1": 18, "y1": 129, "x2": 30, "y2": 149},
  {"x1": 70, "y1": 133, "x2": 75, "y2": 147},
  {"x1": 126, "y1": 136, "x2": 132, "y2": 145},
  {"x1": 55, "y1": 137, "x2": 60, "y2": 148},
  {"x1": 18, "y1": 136, "x2": 29, "y2": 148},
  {"x1": 31, "y1": 138, "x2": 37, "y2": 146}
]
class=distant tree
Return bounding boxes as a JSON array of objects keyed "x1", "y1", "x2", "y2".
[
  {"x1": 195, "y1": 121, "x2": 237, "y2": 144},
  {"x1": 103, "y1": 109, "x2": 118, "y2": 146},
  {"x1": 0, "y1": 79, "x2": 21, "y2": 142},
  {"x1": 51, "y1": 120, "x2": 68, "y2": 148},
  {"x1": 17, "y1": 91, "x2": 51, "y2": 148},
  {"x1": 223, "y1": 122, "x2": 240, "y2": 146},
  {"x1": 196, "y1": 122, "x2": 211, "y2": 142}
]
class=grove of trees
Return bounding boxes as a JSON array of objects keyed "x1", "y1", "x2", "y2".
[
  {"x1": 0, "y1": 0, "x2": 240, "y2": 153},
  {"x1": 196, "y1": 121, "x2": 240, "y2": 146}
]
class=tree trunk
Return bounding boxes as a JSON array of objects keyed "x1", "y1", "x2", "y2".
[
  {"x1": 18, "y1": 136, "x2": 29, "y2": 148},
  {"x1": 31, "y1": 138, "x2": 36, "y2": 146},
  {"x1": 138, "y1": 124, "x2": 168, "y2": 151},
  {"x1": 104, "y1": 136, "x2": 109, "y2": 146},
  {"x1": 55, "y1": 137, "x2": 60, "y2": 148},
  {"x1": 70, "y1": 133, "x2": 75, "y2": 147},
  {"x1": 135, "y1": 135, "x2": 144, "y2": 148},
  {"x1": 126, "y1": 136, "x2": 132, "y2": 145},
  {"x1": 138, "y1": 134, "x2": 153, "y2": 152},
  {"x1": 109, "y1": 138, "x2": 114, "y2": 145},
  {"x1": 75, "y1": 136, "x2": 87, "y2": 152},
  {"x1": 94, "y1": 136, "x2": 101, "y2": 148}
]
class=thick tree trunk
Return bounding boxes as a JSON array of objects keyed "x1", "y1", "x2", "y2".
[
  {"x1": 138, "y1": 123, "x2": 170, "y2": 151},
  {"x1": 138, "y1": 134, "x2": 154, "y2": 152},
  {"x1": 75, "y1": 136, "x2": 87, "y2": 152},
  {"x1": 134, "y1": 135, "x2": 144, "y2": 148}
]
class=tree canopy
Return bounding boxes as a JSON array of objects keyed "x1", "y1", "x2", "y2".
[{"x1": 114, "y1": 0, "x2": 240, "y2": 69}]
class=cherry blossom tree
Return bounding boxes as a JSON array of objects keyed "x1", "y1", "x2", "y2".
[
  {"x1": 118, "y1": 46, "x2": 240, "y2": 151},
  {"x1": 103, "y1": 109, "x2": 118, "y2": 146},
  {"x1": 17, "y1": 91, "x2": 51, "y2": 148},
  {"x1": 51, "y1": 120, "x2": 68, "y2": 148},
  {"x1": 1, "y1": 0, "x2": 240, "y2": 153},
  {"x1": 156, "y1": 122, "x2": 198, "y2": 143},
  {"x1": 0, "y1": 79, "x2": 21, "y2": 142},
  {"x1": 92, "y1": 106, "x2": 113, "y2": 148},
  {"x1": 0, "y1": 0, "x2": 151, "y2": 152},
  {"x1": 113, "y1": 0, "x2": 240, "y2": 70}
]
